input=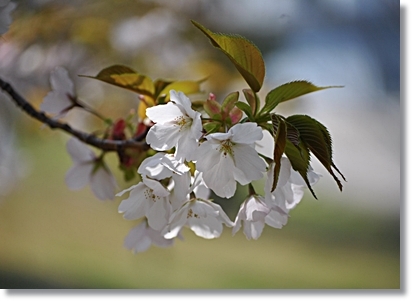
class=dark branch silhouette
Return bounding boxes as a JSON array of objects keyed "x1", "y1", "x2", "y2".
[{"x1": 0, "y1": 77, "x2": 149, "y2": 152}]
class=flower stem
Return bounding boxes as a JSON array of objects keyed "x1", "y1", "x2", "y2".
[{"x1": 76, "y1": 98, "x2": 112, "y2": 125}]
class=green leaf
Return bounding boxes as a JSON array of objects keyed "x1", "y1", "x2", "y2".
[
  {"x1": 284, "y1": 120, "x2": 301, "y2": 148},
  {"x1": 80, "y1": 65, "x2": 155, "y2": 97},
  {"x1": 286, "y1": 114, "x2": 345, "y2": 191},
  {"x1": 259, "y1": 122, "x2": 273, "y2": 133},
  {"x1": 192, "y1": 20, "x2": 265, "y2": 92},
  {"x1": 158, "y1": 80, "x2": 203, "y2": 102},
  {"x1": 272, "y1": 114, "x2": 300, "y2": 147},
  {"x1": 316, "y1": 120, "x2": 346, "y2": 182},
  {"x1": 284, "y1": 140, "x2": 317, "y2": 199},
  {"x1": 261, "y1": 81, "x2": 342, "y2": 114},
  {"x1": 203, "y1": 121, "x2": 221, "y2": 134},
  {"x1": 235, "y1": 102, "x2": 254, "y2": 121},
  {"x1": 153, "y1": 79, "x2": 174, "y2": 98},
  {"x1": 271, "y1": 114, "x2": 287, "y2": 192}
]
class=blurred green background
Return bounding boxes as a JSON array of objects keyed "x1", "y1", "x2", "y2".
[{"x1": 0, "y1": 0, "x2": 400, "y2": 289}]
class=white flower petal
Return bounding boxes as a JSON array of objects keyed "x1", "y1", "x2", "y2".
[
  {"x1": 124, "y1": 222, "x2": 153, "y2": 253},
  {"x1": 138, "y1": 154, "x2": 173, "y2": 180},
  {"x1": 289, "y1": 167, "x2": 321, "y2": 187},
  {"x1": 265, "y1": 210, "x2": 288, "y2": 229},
  {"x1": 192, "y1": 172, "x2": 210, "y2": 200},
  {"x1": 245, "y1": 196, "x2": 270, "y2": 221},
  {"x1": 116, "y1": 183, "x2": 140, "y2": 197},
  {"x1": 194, "y1": 140, "x2": 220, "y2": 170},
  {"x1": 264, "y1": 162, "x2": 291, "y2": 209},
  {"x1": 169, "y1": 172, "x2": 191, "y2": 210},
  {"x1": 162, "y1": 153, "x2": 190, "y2": 175},
  {"x1": 174, "y1": 131, "x2": 199, "y2": 162},
  {"x1": 41, "y1": 91, "x2": 72, "y2": 115},
  {"x1": 203, "y1": 153, "x2": 237, "y2": 198},
  {"x1": 146, "y1": 102, "x2": 183, "y2": 123},
  {"x1": 146, "y1": 122, "x2": 182, "y2": 151},
  {"x1": 65, "y1": 163, "x2": 92, "y2": 190},
  {"x1": 118, "y1": 183, "x2": 152, "y2": 220},
  {"x1": 169, "y1": 90, "x2": 192, "y2": 112},
  {"x1": 163, "y1": 203, "x2": 190, "y2": 239},
  {"x1": 287, "y1": 184, "x2": 305, "y2": 209},
  {"x1": 146, "y1": 198, "x2": 171, "y2": 231},
  {"x1": 206, "y1": 131, "x2": 232, "y2": 141},
  {"x1": 233, "y1": 196, "x2": 268, "y2": 239},
  {"x1": 280, "y1": 183, "x2": 302, "y2": 210},
  {"x1": 232, "y1": 215, "x2": 243, "y2": 236},
  {"x1": 188, "y1": 216, "x2": 223, "y2": 239},
  {"x1": 255, "y1": 129, "x2": 275, "y2": 160},
  {"x1": 189, "y1": 111, "x2": 203, "y2": 139},
  {"x1": 233, "y1": 144, "x2": 266, "y2": 185},
  {"x1": 49, "y1": 66, "x2": 75, "y2": 94},
  {"x1": 90, "y1": 167, "x2": 117, "y2": 200},
  {"x1": 243, "y1": 220, "x2": 265, "y2": 240},
  {"x1": 66, "y1": 138, "x2": 94, "y2": 163},
  {"x1": 142, "y1": 176, "x2": 170, "y2": 197},
  {"x1": 40, "y1": 67, "x2": 75, "y2": 116},
  {"x1": 195, "y1": 140, "x2": 236, "y2": 198},
  {"x1": 187, "y1": 202, "x2": 222, "y2": 239},
  {"x1": 278, "y1": 157, "x2": 292, "y2": 188},
  {"x1": 230, "y1": 123, "x2": 263, "y2": 145}
]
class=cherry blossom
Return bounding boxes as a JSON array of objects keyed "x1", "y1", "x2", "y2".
[
  {"x1": 264, "y1": 156, "x2": 321, "y2": 212},
  {"x1": 232, "y1": 194, "x2": 288, "y2": 240},
  {"x1": 40, "y1": 66, "x2": 77, "y2": 117},
  {"x1": 167, "y1": 170, "x2": 210, "y2": 209},
  {"x1": 117, "y1": 152, "x2": 190, "y2": 231},
  {"x1": 140, "y1": 151, "x2": 191, "y2": 212},
  {"x1": 232, "y1": 195, "x2": 270, "y2": 240},
  {"x1": 117, "y1": 181, "x2": 171, "y2": 231},
  {"x1": 233, "y1": 156, "x2": 321, "y2": 240},
  {"x1": 162, "y1": 170, "x2": 232, "y2": 239},
  {"x1": 163, "y1": 198, "x2": 233, "y2": 239},
  {"x1": 0, "y1": 0, "x2": 16, "y2": 36},
  {"x1": 137, "y1": 152, "x2": 189, "y2": 181},
  {"x1": 65, "y1": 138, "x2": 117, "y2": 200},
  {"x1": 194, "y1": 122, "x2": 267, "y2": 198},
  {"x1": 145, "y1": 90, "x2": 202, "y2": 162}
]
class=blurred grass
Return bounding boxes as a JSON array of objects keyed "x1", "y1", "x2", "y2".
[{"x1": 0, "y1": 130, "x2": 400, "y2": 289}]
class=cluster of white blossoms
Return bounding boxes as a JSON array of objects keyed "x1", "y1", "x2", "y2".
[
  {"x1": 39, "y1": 67, "x2": 321, "y2": 253},
  {"x1": 117, "y1": 90, "x2": 321, "y2": 252}
]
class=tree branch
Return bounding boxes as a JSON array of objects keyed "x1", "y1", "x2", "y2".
[{"x1": 0, "y1": 77, "x2": 149, "y2": 152}]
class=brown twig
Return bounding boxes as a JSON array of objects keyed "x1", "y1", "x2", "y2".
[{"x1": 0, "y1": 77, "x2": 149, "y2": 152}]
